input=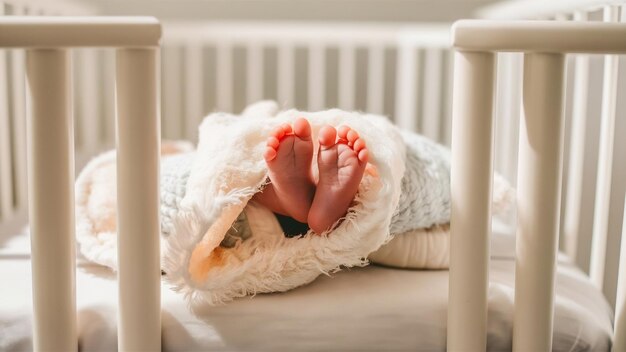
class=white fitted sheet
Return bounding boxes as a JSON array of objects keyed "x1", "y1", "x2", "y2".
[{"x1": 0, "y1": 225, "x2": 613, "y2": 351}]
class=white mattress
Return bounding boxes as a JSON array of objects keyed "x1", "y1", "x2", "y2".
[{"x1": 0, "y1": 225, "x2": 613, "y2": 351}]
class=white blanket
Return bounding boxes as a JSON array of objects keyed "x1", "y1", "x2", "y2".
[{"x1": 164, "y1": 102, "x2": 406, "y2": 305}]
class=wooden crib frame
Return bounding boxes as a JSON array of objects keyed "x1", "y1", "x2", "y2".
[
  {"x1": 1, "y1": 12, "x2": 626, "y2": 352},
  {"x1": 0, "y1": 17, "x2": 162, "y2": 351},
  {"x1": 448, "y1": 19, "x2": 626, "y2": 351}
]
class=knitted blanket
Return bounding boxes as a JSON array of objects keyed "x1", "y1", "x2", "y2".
[{"x1": 75, "y1": 101, "x2": 513, "y2": 305}]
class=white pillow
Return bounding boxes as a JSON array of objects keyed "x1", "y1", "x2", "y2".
[{"x1": 368, "y1": 224, "x2": 449, "y2": 269}]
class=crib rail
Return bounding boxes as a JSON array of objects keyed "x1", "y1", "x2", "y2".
[
  {"x1": 0, "y1": 16, "x2": 160, "y2": 47},
  {"x1": 448, "y1": 19, "x2": 626, "y2": 351},
  {"x1": 0, "y1": 17, "x2": 162, "y2": 351}
]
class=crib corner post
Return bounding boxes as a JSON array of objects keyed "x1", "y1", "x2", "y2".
[
  {"x1": 25, "y1": 48, "x2": 77, "y2": 352},
  {"x1": 447, "y1": 49, "x2": 496, "y2": 352},
  {"x1": 513, "y1": 52, "x2": 566, "y2": 352},
  {"x1": 115, "y1": 47, "x2": 162, "y2": 352}
]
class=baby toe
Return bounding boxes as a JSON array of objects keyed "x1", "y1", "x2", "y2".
[
  {"x1": 337, "y1": 125, "x2": 351, "y2": 140},
  {"x1": 272, "y1": 126, "x2": 286, "y2": 140},
  {"x1": 264, "y1": 147, "x2": 277, "y2": 161},
  {"x1": 347, "y1": 130, "x2": 359, "y2": 145},
  {"x1": 267, "y1": 136, "x2": 280, "y2": 149},
  {"x1": 357, "y1": 148, "x2": 369, "y2": 163},
  {"x1": 293, "y1": 117, "x2": 312, "y2": 139},
  {"x1": 318, "y1": 125, "x2": 337, "y2": 149},
  {"x1": 353, "y1": 138, "x2": 366, "y2": 153},
  {"x1": 282, "y1": 123, "x2": 293, "y2": 136}
]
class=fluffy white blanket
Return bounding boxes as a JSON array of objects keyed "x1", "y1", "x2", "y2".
[{"x1": 164, "y1": 102, "x2": 405, "y2": 305}]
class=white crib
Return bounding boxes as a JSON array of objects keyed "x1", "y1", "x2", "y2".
[{"x1": 0, "y1": 0, "x2": 625, "y2": 351}]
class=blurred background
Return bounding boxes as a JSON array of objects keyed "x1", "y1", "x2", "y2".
[
  {"x1": 0, "y1": 0, "x2": 625, "y2": 307},
  {"x1": 71, "y1": 0, "x2": 495, "y2": 22}
]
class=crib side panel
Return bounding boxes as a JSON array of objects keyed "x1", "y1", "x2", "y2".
[
  {"x1": 480, "y1": 3, "x2": 626, "y2": 344},
  {"x1": 450, "y1": 14, "x2": 626, "y2": 350}
]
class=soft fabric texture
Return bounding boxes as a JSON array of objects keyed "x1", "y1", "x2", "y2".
[
  {"x1": 75, "y1": 140, "x2": 195, "y2": 269},
  {"x1": 74, "y1": 101, "x2": 514, "y2": 305}
]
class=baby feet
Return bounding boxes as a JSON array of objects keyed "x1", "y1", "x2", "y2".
[
  {"x1": 260, "y1": 118, "x2": 369, "y2": 234},
  {"x1": 263, "y1": 117, "x2": 315, "y2": 223},
  {"x1": 308, "y1": 125, "x2": 369, "y2": 234}
]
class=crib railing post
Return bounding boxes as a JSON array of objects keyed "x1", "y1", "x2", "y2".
[
  {"x1": 513, "y1": 52, "x2": 566, "y2": 352},
  {"x1": 25, "y1": 48, "x2": 77, "y2": 351},
  {"x1": 447, "y1": 50, "x2": 496, "y2": 351},
  {"x1": 562, "y1": 11, "x2": 590, "y2": 261},
  {"x1": 590, "y1": 5, "x2": 621, "y2": 289},
  {"x1": 615, "y1": 194, "x2": 626, "y2": 351},
  {"x1": 115, "y1": 47, "x2": 161, "y2": 351},
  {"x1": 0, "y1": 37, "x2": 12, "y2": 222}
]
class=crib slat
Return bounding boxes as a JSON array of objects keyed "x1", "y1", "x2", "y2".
[
  {"x1": 10, "y1": 50, "x2": 28, "y2": 212},
  {"x1": 277, "y1": 43, "x2": 295, "y2": 108},
  {"x1": 501, "y1": 54, "x2": 522, "y2": 186},
  {"x1": 185, "y1": 44, "x2": 203, "y2": 140},
  {"x1": 442, "y1": 50, "x2": 455, "y2": 147},
  {"x1": 246, "y1": 44, "x2": 263, "y2": 104},
  {"x1": 25, "y1": 48, "x2": 77, "y2": 352},
  {"x1": 514, "y1": 52, "x2": 566, "y2": 352},
  {"x1": 563, "y1": 11, "x2": 590, "y2": 261},
  {"x1": 71, "y1": 49, "x2": 81, "y2": 148},
  {"x1": 162, "y1": 45, "x2": 183, "y2": 138},
  {"x1": 308, "y1": 44, "x2": 325, "y2": 111},
  {"x1": 76, "y1": 49, "x2": 100, "y2": 155},
  {"x1": 614, "y1": 194, "x2": 626, "y2": 351},
  {"x1": 448, "y1": 50, "x2": 496, "y2": 351},
  {"x1": 102, "y1": 49, "x2": 116, "y2": 146},
  {"x1": 10, "y1": 9, "x2": 29, "y2": 213},
  {"x1": 366, "y1": 44, "x2": 385, "y2": 115},
  {"x1": 494, "y1": 52, "x2": 509, "y2": 178},
  {"x1": 216, "y1": 42, "x2": 233, "y2": 112},
  {"x1": 115, "y1": 48, "x2": 161, "y2": 351},
  {"x1": 395, "y1": 44, "x2": 419, "y2": 131},
  {"x1": 421, "y1": 48, "x2": 442, "y2": 141},
  {"x1": 590, "y1": 5, "x2": 621, "y2": 289},
  {"x1": 338, "y1": 44, "x2": 355, "y2": 110},
  {"x1": 0, "y1": 22, "x2": 12, "y2": 220},
  {"x1": 495, "y1": 52, "x2": 522, "y2": 185}
]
